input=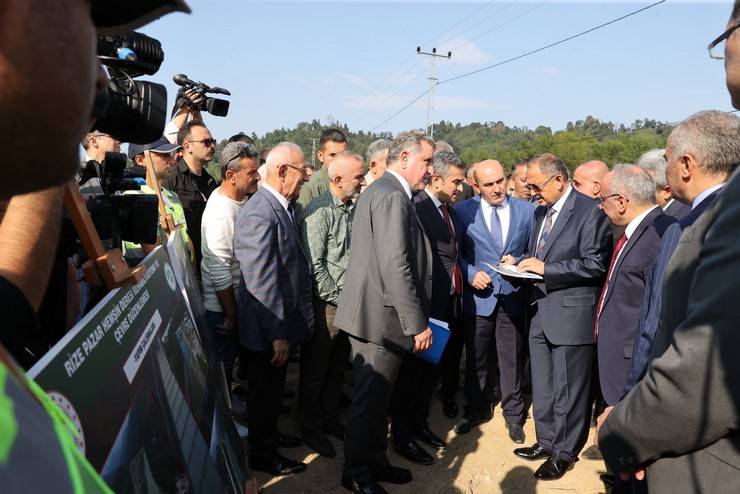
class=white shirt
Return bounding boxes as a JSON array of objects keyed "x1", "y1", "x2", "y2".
[
  {"x1": 662, "y1": 198, "x2": 677, "y2": 212},
  {"x1": 598, "y1": 205, "x2": 659, "y2": 314},
  {"x1": 692, "y1": 183, "x2": 726, "y2": 210},
  {"x1": 481, "y1": 197, "x2": 511, "y2": 246},
  {"x1": 537, "y1": 185, "x2": 573, "y2": 244},
  {"x1": 200, "y1": 187, "x2": 247, "y2": 312},
  {"x1": 425, "y1": 188, "x2": 455, "y2": 231},
  {"x1": 387, "y1": 169, "x2": 412, "y2": 200},
  {"x1": 261, "y1": 182, "x2": 293, "y2": 218}
]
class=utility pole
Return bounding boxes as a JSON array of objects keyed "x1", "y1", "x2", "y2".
[
  {"x1": 310, "y1": 138, "x2": 317, "y2": 169},
  {"x1": 417, "y1": 46, "x2": 451, "y2": 140}
]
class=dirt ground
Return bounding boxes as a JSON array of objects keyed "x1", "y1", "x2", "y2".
[{"x1": 249, "y1": 362, "x2": 606, "y2": 494}]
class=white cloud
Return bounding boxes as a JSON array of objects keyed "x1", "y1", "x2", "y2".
[{"x1": 436, "y1": 36, "x2": 494, "y2": 66}]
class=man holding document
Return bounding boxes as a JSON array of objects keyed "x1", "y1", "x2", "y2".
[
  {"x1": 454, "y1": 160, "x2": 535, "y2": 443},
  {"x1": 335, "y1": 131, "x2": 434, "y2": 494},
  {"x1": 510, "y1": 153, "x2": 612, "y2": 480}
]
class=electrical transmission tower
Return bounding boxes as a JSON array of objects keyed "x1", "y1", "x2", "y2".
[{"x1": 417, "y1": 46, "x2": 451, "y2": 139}]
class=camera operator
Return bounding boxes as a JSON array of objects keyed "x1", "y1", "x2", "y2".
[
  {"x1": 163, "y1": 120, "x2": 218, "y2": 270},
  {"x1": 164, "y1": 89, "x2": 204, "y2": 144},
  {"x1": 123, "y1": 138, "x2": 190, "y2": 265},
  {"x1": 78, "y1": 131, "x2": 122, "y2": 193},
  {"x1": 0, "y1": 1, "x2": 196, "y2": 492}
]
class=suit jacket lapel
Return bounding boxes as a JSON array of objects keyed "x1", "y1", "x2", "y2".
[
  {"x1": 541, "y1": 190, "x2": 576, "y2": 260},
  {"x1": 501, "y1": 200, "x2": 519, "y2": 254},
  {"x1": 261, "y1": 188, "x2": 309, "y2": 261},
  {"x1": 530, "y1": 206, "x2": 546, "y2": 255},
  {"x1": 602, "y1": 208, "x2": 662, "y2": 308}
]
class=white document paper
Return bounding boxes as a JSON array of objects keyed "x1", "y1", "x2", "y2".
[{"x1": 484, "y1": 262, "x2": 544, "y2": 281}]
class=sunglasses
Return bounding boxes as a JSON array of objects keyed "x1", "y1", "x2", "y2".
[{"x1": 189, "y1": 138, "x2": 217, "y2": 147}]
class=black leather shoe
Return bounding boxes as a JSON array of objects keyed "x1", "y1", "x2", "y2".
[
  {"x1": 506, "y1": 422, "x2": 525, "y2": 444},
  {"x1": 415, "y1": 425, "x2": 446, "y2": 450},
  {"x1": 534, "y1": 456, "x2": 575, "y2": 480},
  {"x1": 341, "y1": 476, "x2": 388, "y2": 494},
  {"x1": 581, "y1": 444, "x2": 603, "y2": 461},
  {"x1": 248, "y1": 454, "x2": 307, "y2": 476},
  {"x1": 599, "y1": 473, "x2": 616, "y2": 487},
  {"x1": 441, "y1": 397, "x2": 459, "y2": 419},
  {"x1": 303, "y1": 430, "x2": 336, "y2": 458},
  {"x1": 277, "y1": 432, "x2": 302, "y2": 448},
  {"x1": 392, "y1": 440, "x2": 434, "y2": 465},
  {"x1": 373, "y1": 464, "x2": 412, "y2": 484},
  {"x1": 324, "y1": 420, "x2": 346, "y2": 441},
  {"x1": 513, "y1": 443, "x2": 552, "y2": 461},
  {"x1": 453, "y1": 413, "x2": 490, "y2": 435}
]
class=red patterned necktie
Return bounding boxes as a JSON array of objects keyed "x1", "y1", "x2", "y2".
[
  {"x1": 440, "y1": 203, "x2": 463, "y2": 296},
  {"x1": 594, "y1": 233, "x2": 628, "y2": 337}
]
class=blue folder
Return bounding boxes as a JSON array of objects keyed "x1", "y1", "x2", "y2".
[{"x1": 416, "y1": 318, "x2": 451, "y2": 365}]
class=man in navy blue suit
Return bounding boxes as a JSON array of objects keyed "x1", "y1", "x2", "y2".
[
  {"x1": 623, "y1": 110, "x2": 739, "y2": 396},
  {"x1": 594, "y1": 165, "x2": 674, "y2": 408},
  {"x1": 454, "y1": 160, "x2": 535, "y2": 444},
  {"x1": 512, "y1": 153, "x2": 612, "y2": 480}
]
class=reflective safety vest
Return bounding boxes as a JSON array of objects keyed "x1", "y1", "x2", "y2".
[
  {"x1": 0, "y1": 349, "x2": 113, "y2": 493},
  {"x1": 122, "y1": 184, "x2": 190, "y2": 260}
]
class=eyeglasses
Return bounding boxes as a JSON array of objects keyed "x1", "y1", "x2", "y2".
[
  {"x1": 281, "y1": 163, "x2": 308, "y2": 176},
  {"x1": 596, "y1": 193, "x2": 624, "y2": 204},
  {"x1": 526, "y1": 174, "x2": 558, "y2": 194},
  {"x1": 188, "y1": 138, "x2": 217, "y2": 147},
  {"x1": 708, "y1": 20, "x2": 740, "y2": 60}
]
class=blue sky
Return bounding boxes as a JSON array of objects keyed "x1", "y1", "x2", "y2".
[{"x1": 136, "y1": 1, "x2": 735, "y2": 140}]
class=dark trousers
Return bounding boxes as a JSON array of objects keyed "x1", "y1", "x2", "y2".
[
  {"x1": 529, "y1": 314, "x2": 593, "y2": 462},
  {"x1": 298, "y1": 300, "x2": 350, "y2": 433},
  {"x1": 343, "y1": 336, "x2": 404, "y2": 482},
  {"x1": 390, "y1": 354, "x2": 437, "y2": 442},
  {"x1": 439, "y1": 312, "x2": 465, "y2": 402},
  {"x1": 243, "y1": 347, "x2": 287, "y2": 460},
  {"x1": 464, "y1": 307, "x2": 526, "y2": 424}
]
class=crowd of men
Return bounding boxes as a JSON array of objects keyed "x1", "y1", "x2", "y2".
[{"x1": 2, "y1": 1, "x2": 740, "y2": 493}]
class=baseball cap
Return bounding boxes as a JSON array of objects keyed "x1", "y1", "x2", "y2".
[{"x1": 128, "y1": 137, "x2": 182, "y2": 160}]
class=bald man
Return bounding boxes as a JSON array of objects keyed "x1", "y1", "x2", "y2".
[
  {"x1": 298, "y1": 151, "x2": 366, "y2": 458},
  {"x1": 572, "y1": 160, "x2": 609, "y2": 199},
  {"x1": 235, "y1": 142, "x2": 313, "y2": 476},
  {"x1": 454, "y1": 160, "x2": 536, "y2": 443}
]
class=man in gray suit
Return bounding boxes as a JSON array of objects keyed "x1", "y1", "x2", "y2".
[
  {"x1": 512, "y1": 153, "x2": 612, "y2": 480},
  {"x1": 234, "y1": 142, "x2": 313, "y2": 477},
  {"x1": 597, "y1": 3, "x2": 740, "y2": 490},
  {"x1": 334, "y1": 130, "x2": 434, "y2": 494}
]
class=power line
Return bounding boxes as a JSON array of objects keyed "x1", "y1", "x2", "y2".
[{"x1": 371, "y1": 0, "x2": 667, "y2": 131}]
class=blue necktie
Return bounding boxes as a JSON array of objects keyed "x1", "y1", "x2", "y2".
[{"x1": 490, "y1": 206, "x2": 503, "y2": 252}]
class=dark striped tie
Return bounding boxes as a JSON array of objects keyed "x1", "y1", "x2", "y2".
[{"x1": 536, "y1": 208, "x2": 556, "y2": 259}]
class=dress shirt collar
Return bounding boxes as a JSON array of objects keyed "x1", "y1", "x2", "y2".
[
  {"x1": 425, "y1": 187, "x2": 443, "y2": 209},
  {"x1": 549, "y1": 185, "x2": 572, "y2": 214},
  {"x1": 662, "y1": 198, "x2": 676, "y2": 211},
  {"x1": 625, "y1": 205, "x2": 659, "y2": 239},
  {"x1": 481, "y1": 196, "x2": 509, "y2": 211},
  {"x1": 692, "y1": 182, "x2": 726, "y2": 210},
  {"x1": 261, "y1": 182, "x2": 291, "y2": 212},
  {"x1": 387, "y1": 169, "x2": 412, "y2": 199}
]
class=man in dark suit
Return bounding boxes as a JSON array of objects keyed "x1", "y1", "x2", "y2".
[
  {"x1": 594, "y1": 165, "x2": 674, "y2": 408},
  {"x1": 234, "y1": 142, "x2": 313, "y2": 477},
  {"x1": 389, "y1": 150, "x2": 465, "y2": 465},
  {"x1": 454, "y1": 160, "x2": 535, "y2": 444},
  {"x1": 597, "y1": 111, "x2": 740, "y2": 492},
  {"x1": 334, "y1": 131, "x2": 434, "y2": 494},
  {"x1": 623, "y1": 110, "x2": 737, "y2": 396},
  {"x1": 511, "y1": 153, "x2": 612, "y2": 480}
]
